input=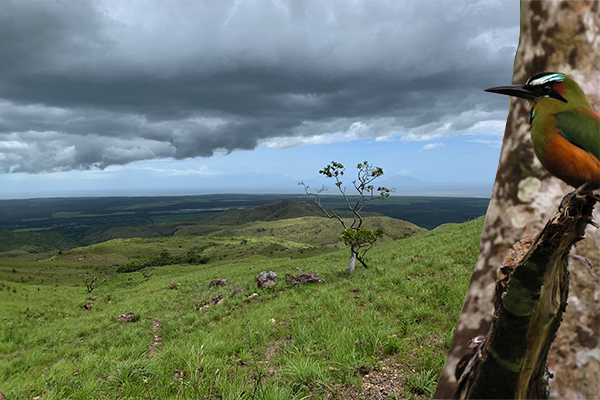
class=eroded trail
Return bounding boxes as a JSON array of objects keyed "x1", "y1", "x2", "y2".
[{"x1": 148, "y1": 318, "x2": 162, "y2": 359}]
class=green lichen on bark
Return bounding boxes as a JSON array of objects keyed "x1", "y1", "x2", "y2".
[{"x1": 502, "y1": 275, "x2": 539, "y2": 317}]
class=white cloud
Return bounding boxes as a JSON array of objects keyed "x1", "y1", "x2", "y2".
[
  {"x1": 0, "y1": 141, "x2": 29, "y2": 150},
  {"x1": 374, "y1": 133, "x2": 400, "y2": 142},
  {"x1": 462, "y1": 119, "x2": 506, "y2": 136},
  {"x1": 137, "y1": 165, "x2": 217, "y2": 176},
  {"x1": 260, "y1": 132, "x2": 358, "y2": 149},
  {"x1": 400, "y1": 133, "x2": 444, "y2": 142},
  {"x1": 468, "y1": 139, "x2": 502, "y2": 148},
  {"x1": 419, "y1": 143, "x2": 445, "y2": 151},
  {"x1": 466, "y1": 27, "x2": 519, "y2": 55}
]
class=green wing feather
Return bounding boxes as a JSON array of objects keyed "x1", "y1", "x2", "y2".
[{"x1": 555, "y1": 108, "x2": 600, "y2": 160}]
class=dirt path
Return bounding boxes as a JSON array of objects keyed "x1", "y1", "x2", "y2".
[
  {"x1": 148, "y1": 318, "x2": 162, "y2": 359},
  {"x1": 335, "y1": 357, "x2": 407, "y2": 399}
]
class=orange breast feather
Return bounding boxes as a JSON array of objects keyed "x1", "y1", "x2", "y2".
[{"x1": 542, "y1": 129, "x2": 600, "y2": 189}]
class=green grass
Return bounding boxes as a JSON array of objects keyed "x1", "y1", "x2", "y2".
[
  {"x1": 0, "y1": 216, "x2": 484, "y2": 399},
  {"x1": 405, "y1": 369, "x2": 438, "y2": 397},
  {"x1": 85, "y1": 214, "x2": 425, "y2": 248},
  {"x1": 0, "y1": 229, "x2": 78, "y2": 261}
]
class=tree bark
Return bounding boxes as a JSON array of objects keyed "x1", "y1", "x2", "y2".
[
  {"x1": 435, "y1": 1, "x2": 600, "y2": 398},
  {"x1": 454, "y1": 194, "x2": 597, "y2": 399},
  {"x1": 348, "y1": 251, "x2": 356, "y2": 272}
]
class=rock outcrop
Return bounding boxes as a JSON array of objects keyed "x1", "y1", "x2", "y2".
[
  {"x1": 285, "y1": 271, "x2": 325, "y2": 285},
  {"x1": 256, "y1": 271, "x2": 278, "y2": 288}
]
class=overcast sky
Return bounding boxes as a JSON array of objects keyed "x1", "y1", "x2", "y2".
[{"x1": 0, "y1": 0, "x2": 520, "y2": 199}]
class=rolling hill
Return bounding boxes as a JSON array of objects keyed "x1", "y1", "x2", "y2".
[
  {"x1": 80, "y1": 199, "x2": 399, "y2": 245},
  {"x1": 0, "y1": 229, "x2": 78, "y2": 260},
  {"x1": 193, "y1": 215, "x2": 425, "y2": 248}
]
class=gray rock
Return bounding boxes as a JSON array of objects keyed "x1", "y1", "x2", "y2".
[
  {"x1": 117, "y1": 312, "x2": 135, "y2": 322},
  {"x1": 211, "y1": 294, "x2": 225, "y2": 305},
  {"x1": 198, "y1": 305, "x2": 211, "y2": 314},
  {"x1": 257, "y1": 271, "x2": 279, "y2": 288},
  {"x1": 285, "y1": 271, "x2": 325, "y2": 286},
  {"x1": 210, "y1": 279, "x2": 228, "y2": 287}
]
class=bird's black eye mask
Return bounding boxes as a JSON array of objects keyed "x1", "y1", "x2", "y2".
[
  {"x1": 523, "y1": 84, "x2": 568, "y2": 103},
  {"x1": 525, "y1": 73, "x2": 568, "y2": 103}
]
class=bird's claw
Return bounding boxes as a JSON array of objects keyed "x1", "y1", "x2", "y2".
[
  {"x1": 558, "y1": 184, "x2": 596, "y2": 212},
  {"x1": 558, "y1": 191, "x2": 575, "y2": 212}
]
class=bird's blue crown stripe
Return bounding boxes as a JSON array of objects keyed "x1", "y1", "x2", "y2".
[{"x1": 528, "y1": 73, "x2": 565, "y2": 86}]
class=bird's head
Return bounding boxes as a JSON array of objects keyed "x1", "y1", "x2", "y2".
[{"x1": 484, "y1": 72, "x2": 591, "y2": 112}]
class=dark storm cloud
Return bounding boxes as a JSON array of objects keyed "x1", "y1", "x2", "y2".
[{"x1": 0, "y1": 0, "x2": 519, "y2": 173}]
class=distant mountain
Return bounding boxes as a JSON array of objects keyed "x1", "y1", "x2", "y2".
[
  {"x1": 381, "y1": 174, "x2": 432, "y2": 187},
  {"x1": 0, "y1": 229, "x2": 78, "y2": 259},
  {"x1": 381, "y1": 174, "x2": 493, "y2": 197}
]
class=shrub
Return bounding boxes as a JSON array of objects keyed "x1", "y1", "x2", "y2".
[{"x1": 116, "y1": 257, "x2": 157, "y2": 273}]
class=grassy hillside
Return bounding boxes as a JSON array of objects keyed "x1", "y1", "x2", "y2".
[
  {"x1": 0, "y1": 229, "x2": 78, "y2": 261},
  {"x1": 80, "y1": 200, "x2": 390, "y2": 245},
  {"x1": 201, "y1": 216, "x2": 425, "y2": 248},
  {"x1": 0, "y1": 216, "x2": 424, "y2": 286},
  {"x1": 194, "y1": 199, "x2": 334, "y2": 225},
  {"x1": 0, "y1": 216, "x2": 484, "y2": 399}
]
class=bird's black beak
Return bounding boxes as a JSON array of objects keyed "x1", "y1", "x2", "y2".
[{"x1": 484, "y1": 85, "x2": 537, "y2": 101}]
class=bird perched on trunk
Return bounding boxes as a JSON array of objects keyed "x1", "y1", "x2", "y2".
[{"x1": 485, "y1": 72, "x2": 600, "y2": 192}]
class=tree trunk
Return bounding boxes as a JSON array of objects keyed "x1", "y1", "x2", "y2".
[
  {"x1": 348, "y1": 251, "x2": 356, "y2": 272},
  {"x1": 435, "y1": 1, "x2": 600, "y2": 398}
]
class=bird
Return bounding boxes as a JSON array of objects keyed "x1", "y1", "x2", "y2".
[{"x1": 485, "y1": 72, "x2": 600, "y2": 192}]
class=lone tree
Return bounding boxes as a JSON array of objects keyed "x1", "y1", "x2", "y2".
[
  {"x1": 80, "y1": 272, "x2": 106, "y2": 293},
  {"x1": 300, "y1": 161, "x2": 392, "y2": 272}
]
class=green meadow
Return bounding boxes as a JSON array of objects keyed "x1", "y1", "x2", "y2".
[{"x1": 0, "y1": 211, "x2": 484, "y2": 399}]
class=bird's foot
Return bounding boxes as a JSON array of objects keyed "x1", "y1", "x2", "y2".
[
  {"x1": 558, "y1": 183, "x2": 594, "y2": 212},
  {"x1": 559, "y1": 192, "x2": 575, "y2": 212}
]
